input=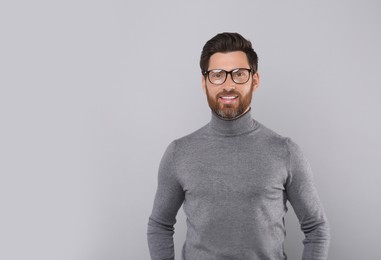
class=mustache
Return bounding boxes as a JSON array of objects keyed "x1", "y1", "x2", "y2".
[{"x1": 216, "y1": 90, "x2": 241, "y2": 97}]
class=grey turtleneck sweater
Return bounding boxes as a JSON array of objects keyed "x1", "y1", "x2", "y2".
[{"x1": 147, "y1": 109, "x2": 330, "y2": 260}]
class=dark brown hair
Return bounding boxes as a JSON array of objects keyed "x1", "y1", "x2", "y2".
[{"x1": 200, "y1": 32, "x2": 258, "y2": 74}]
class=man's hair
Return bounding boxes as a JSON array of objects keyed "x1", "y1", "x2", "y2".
[{"x1": 200, "y1": 32, "x2": 258, "y2": 74}]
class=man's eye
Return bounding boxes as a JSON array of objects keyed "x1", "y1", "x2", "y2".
[
  {"x1": 211, "y1": 72, "x2": 222, "y2": 78},
  {"x1": 235, "y1": 70, "x2": 248, "y2": 78}
]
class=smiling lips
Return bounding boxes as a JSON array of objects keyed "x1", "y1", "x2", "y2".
[{"x1": 219, "y1": 95, "x2": 238, "y2": 104}]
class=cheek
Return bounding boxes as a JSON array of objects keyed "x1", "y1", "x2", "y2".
[
  {"x1": 206, "y1": 86, "x2": 219, "y2": 96},
  {"x1": 239, "y1": 85, "x2": 253, "y2": 96}
]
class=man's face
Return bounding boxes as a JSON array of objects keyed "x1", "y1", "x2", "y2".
[{"x1": 202, "y1": 51, "x2": 260, "y2": 120}]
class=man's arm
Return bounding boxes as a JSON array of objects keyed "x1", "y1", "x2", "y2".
[
  {"x1": 147, "y1": 141, "x2": 185, "y2": 260},
  {"x1": 285, "y1": 138, "x2": 330, "y2": 260}
]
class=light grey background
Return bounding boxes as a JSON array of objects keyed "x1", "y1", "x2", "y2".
[{"x1": 1, "y1": 1, "x2": 380, "y2": 259}]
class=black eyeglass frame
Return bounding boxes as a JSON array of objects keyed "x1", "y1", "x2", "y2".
[{"x1": 203, "y1": 68, "x2": 255, "y2": 85}]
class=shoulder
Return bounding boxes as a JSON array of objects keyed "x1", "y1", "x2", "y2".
[
  {"x1": 159, "y1": 123, "x2": 209, "y2": 161},
  {"x1": 254, "y1": 121, "x2": 311, "y2": 176},
  {"x1": 170, "y1": 122, "x2": 210, "y2": 148},
  {"x1": 252, "y1": 120, "x2": 309, "y2": 162},
  {"x1": 254, "y1": 120, "x2": 291, "y2": 151}
]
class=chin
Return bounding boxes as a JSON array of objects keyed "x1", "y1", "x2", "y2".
[{"x1": 215, "y1": 108, "x2": 242, "y2": 120}]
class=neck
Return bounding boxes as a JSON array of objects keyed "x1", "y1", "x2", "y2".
[{"x1": 209, "y1": 107, "x2": 258, "y2": 136}]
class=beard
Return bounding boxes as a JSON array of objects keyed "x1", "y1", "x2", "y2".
[{"x1": 205, "y1": 85, "x2": 253, "y2": 120}]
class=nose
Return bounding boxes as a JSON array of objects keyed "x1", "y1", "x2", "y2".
[{"x1": 223, "y1": 73, "x2": 236, "y2": 91}]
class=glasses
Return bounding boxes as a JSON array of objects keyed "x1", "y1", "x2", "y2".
[{"x1": 204, "y1": 68, "x2": 253, "y2": 85}]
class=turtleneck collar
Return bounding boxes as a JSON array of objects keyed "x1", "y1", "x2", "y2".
[{"x1": 209, "y1": 107, "x2": 259, "y2": 136}]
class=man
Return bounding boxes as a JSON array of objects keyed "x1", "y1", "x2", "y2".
[{"x1": 147, "y1": 32, "x2": 330, "y2": 260}]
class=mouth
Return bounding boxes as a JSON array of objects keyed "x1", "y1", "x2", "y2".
[{"x1": 219, "y1": 95, "x2": 238, "y2": 104}]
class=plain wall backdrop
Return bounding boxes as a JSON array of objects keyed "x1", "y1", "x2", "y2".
[{"x1": 1, "y1": 0, "x2": 380, "y2": 259}]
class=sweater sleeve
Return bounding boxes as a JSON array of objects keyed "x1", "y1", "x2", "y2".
[
  {"x1": 285, "y1": 138, "x2": 330, "y2": 260},
  {"x1": 147, "y1": 141, "x2": 185, "y2": 260}
]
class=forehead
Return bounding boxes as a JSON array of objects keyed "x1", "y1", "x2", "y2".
[{"x1": 208, "y1": 51, "x2": 249, "y2": 70}]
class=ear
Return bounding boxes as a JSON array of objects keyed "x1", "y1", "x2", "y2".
[
  {"x1": 202, "y1": 75, "x2": 207, "y2": 94},
  {"x1": 252, "y1": 72, "x2": 260, "y2": 91}
]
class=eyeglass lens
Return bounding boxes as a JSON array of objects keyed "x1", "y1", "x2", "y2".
[{"x1": 208, "y1": 68, "x2": 251, "y2": 85}]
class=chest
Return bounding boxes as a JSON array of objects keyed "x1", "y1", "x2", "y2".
[{"x1": 177, "y1": 140, "x2": 288, "y2": 202}]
